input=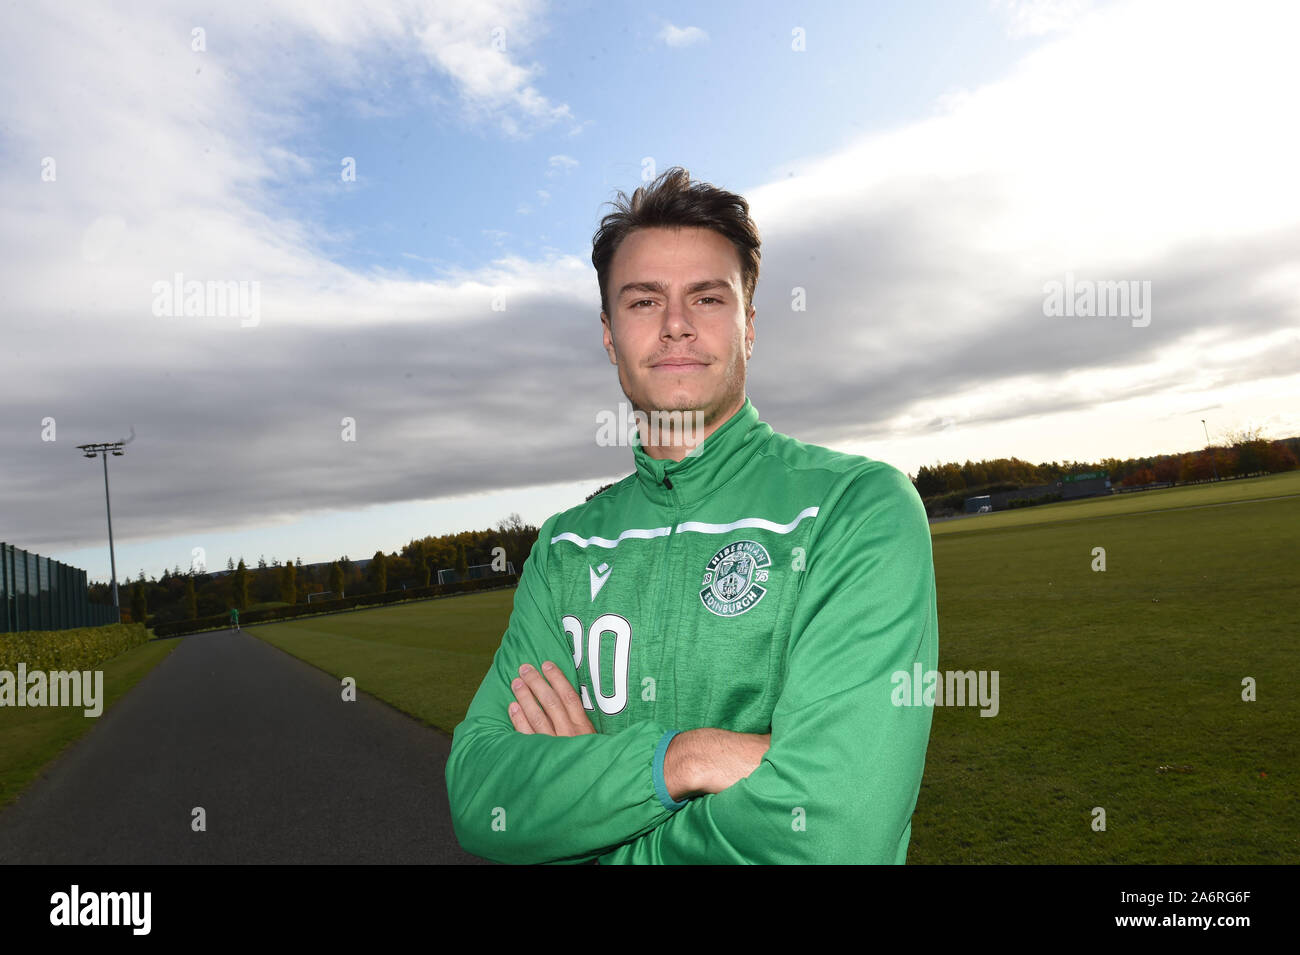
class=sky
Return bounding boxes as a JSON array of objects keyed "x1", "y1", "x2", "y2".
[{"x1": 2, "y1": 0, "x2": 1298, "y2": 586}]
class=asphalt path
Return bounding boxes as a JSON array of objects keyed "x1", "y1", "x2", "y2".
[{"x1": 0, "y1": 628, "x2": 487, "y2": 864}]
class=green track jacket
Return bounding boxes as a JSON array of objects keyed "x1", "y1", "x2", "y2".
[{"x1": 445, "y1": 396, "x2": 938, "y2": 864}]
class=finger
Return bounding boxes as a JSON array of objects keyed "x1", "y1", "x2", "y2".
[
  {"x1": 511, "y1": 670, "x2": 557, "y2": 735},
  {"x1": 517, "y1": 664, "x2": 571, "y2": 735},
  {"x1": 507, "y1": 700, "x2": 534, "y2": 734},
  {"x1": 541, "y1": 661, "x2": 595, "y2": 734}
]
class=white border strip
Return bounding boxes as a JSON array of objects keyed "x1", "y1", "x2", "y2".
[
  {"x1": 551, "y1": 526, "x2": 673, "y2": 549},
  {"x1": 676, "y1": 506, "x2": 820, "y2": 536}
]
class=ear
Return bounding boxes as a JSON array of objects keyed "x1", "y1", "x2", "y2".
[
  {"x1": 601, "y1": 312, "x2": 618, "y2": 364},
  {"x1": 744, "y1": 305, "x2": 756, "y2": 360}
]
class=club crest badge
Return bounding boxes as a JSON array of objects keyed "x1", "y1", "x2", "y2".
[{"x1": 699, "y1": 540, "x2": 772, "y2": 617}]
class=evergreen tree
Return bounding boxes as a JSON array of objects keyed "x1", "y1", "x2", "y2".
[
  {"x1": 329, "y1": 561, "x2": 344, "y2": 598},
  {"x1": 185, "y1": 574, "x2": 197, "y2": 620},
  {"x1": 281, "y1": 561, "x2": 297, "y2": 604},
  {"x1": 369, "y1": 550, "x2": 388, "y2": 593},
  {"x1": 130, "y1": 581, "x2": 147, "y2": 625}
]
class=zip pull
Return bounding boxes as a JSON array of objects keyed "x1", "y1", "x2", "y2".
[{"x1": 663, "y1": 475, "x2": 673, "y2": 490}]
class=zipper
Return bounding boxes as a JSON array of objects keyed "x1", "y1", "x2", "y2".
[{"x1": 651, "y1": 471, "x2": 677, "y2": 727}]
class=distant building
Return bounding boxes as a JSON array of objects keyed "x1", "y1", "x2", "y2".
[
  {"x1": 964, "y1": 494, "x2": 992, "y2": 513},
  {"x1": 987, "y1": 484, "x2": 1057, "y2": 510},
  {"x1": 978, "y1": 472, "x2": 1112, "y2": 511},
  {"x1": 1060, "y1": 471, "x2": 1113, "y2": 500}
]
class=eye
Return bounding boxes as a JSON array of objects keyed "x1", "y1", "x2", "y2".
[{"x1": 697, "y1": 296, "x2": 722, "y2": 305}]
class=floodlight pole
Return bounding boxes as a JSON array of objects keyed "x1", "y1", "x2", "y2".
[
  {"x1": 77, "y1": 441, "x2": 125, "y2": 623},
  {"x1": 101, "y1": 451, "x2": 120, "y2": 618},
  {"x1": 1201, "y1": 419, "x2": 1219, "y2": 482}
]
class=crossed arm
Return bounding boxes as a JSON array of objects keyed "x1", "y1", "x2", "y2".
[{"x1": 506, "y1": 660, "x2": 771, "y2": 801}]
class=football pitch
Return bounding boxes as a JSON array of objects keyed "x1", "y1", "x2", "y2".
[{"x1": 255, "y1": 471, "x2": 1300, "y2": 863}]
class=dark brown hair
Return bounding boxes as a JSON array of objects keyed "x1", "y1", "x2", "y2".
[{"x1": 591, "y1": 166, "x2": 761, "y2": 317}]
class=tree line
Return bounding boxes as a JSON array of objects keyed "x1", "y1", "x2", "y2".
[
  {"x1": 912, "y1": 429, "x2": 1299, "y2": 514},
  {"x1": 93, "y1": 512, "x2": 541, "y2": 628}
]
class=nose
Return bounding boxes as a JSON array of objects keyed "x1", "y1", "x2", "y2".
[{"x1": 661, "y1": 296, "x2": 695, "y2": 340}]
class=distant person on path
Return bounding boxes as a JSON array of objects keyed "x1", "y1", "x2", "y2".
[{"x1": 230, "y1": 607, "x2": 239, "y2": 631}]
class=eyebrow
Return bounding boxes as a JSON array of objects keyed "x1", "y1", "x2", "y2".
[{"x1": 617, "y1": 278, "x2": 735, "y2": 299}]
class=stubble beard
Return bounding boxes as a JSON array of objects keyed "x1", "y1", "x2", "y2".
[{"x1": 622, "y1": 345, "x2": 747, "y2": 443}]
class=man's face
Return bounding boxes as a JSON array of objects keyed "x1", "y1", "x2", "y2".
[{"x1": 600, "y1": 226, "x2": 755, "y2": 429}]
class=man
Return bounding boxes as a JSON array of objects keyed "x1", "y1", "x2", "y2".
[
  {"x1": 445, "y1": 167, "x2": 938, "y2": 864},
  {"x1": 230, "y1": 606, "x2": 239, "y2": 631}
]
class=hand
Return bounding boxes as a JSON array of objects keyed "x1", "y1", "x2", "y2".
[
  {"x1": 507, "y1": 661, "x2": 596, "y2": 737},
  {"x1": 664, "y1": 728, "x2": 771, "y2": 801}
]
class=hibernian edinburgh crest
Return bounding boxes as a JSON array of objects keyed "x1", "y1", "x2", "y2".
[{"x1": 699, "y1": 540, "x2": 772, "y2": 617}]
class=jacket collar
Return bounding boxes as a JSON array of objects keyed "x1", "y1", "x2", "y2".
[{"x1": 632, "y1": 396, "x2": 772, "y2": 508}]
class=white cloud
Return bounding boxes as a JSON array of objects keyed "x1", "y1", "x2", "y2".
[
  {"x1": 990, "y1": 0, "x2": 1093, "y2": 37},
  {"x1": 659, "y1": 23, "x2": 708, "y2": 47},
  {"x1": 0, "y1": 0, "x2": 580, "y2": 336},
  {"x1": 415, "y1": 7, "x2": 575, "y2": 133},
  {"x1": 740, "y1": 0, "x2": 1300, "y2": 459}
]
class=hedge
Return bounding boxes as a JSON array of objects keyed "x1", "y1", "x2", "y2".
[{"x1": 0, "y1": 622, "x2": 152, "y2": 673}]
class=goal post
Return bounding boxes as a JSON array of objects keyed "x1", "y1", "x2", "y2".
[{"x1": 437, "y1": 562, "x2": 517, "y2": 586}]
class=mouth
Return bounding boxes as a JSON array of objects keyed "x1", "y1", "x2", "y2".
[{"x1": 651, "y1": 358, "x2": 709, "y2": 371}]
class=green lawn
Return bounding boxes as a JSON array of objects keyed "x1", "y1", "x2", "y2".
[
  {"x1": 912, "y1": 474, "x2": 1298, "y2": 862},
  {"x1": 252, "y1": 473, "x2": 1298, "y2": 863},
  {"x1": 0, "y1": 636, "x2": 180, "y2": 811},
  {"x1": 255, "y1": 590, "x2": 516, "y2": 735}
]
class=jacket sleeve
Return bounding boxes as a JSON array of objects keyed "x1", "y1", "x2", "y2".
[
  {"x1": 600, "y1": 464, "x2": 939, "y2": 864},
  {"x1": 444, "y1": 515, "x2": 678, "y2": 864}
]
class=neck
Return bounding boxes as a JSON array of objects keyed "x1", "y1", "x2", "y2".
[{"x1": 638, "y1": 394, "x2": 745, "y2": 462}]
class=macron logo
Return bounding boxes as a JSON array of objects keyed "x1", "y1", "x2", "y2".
[{"x1": 589, "y1": 562, "x2": 612, "y2": 601}]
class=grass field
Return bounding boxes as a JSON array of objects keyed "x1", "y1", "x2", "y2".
[
  {"x1": 914, "y1": 471, "x2": 1298, "y2": 863},
  {"x1": 254, "y1": 474, "x2": 1298, "y2": 863},
  {"x1": 255, "y1": 589, "x2": 518, "y2": 734},
  {"x1": 0, "y1": 637, "x2": 180, "y2": 811}
]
